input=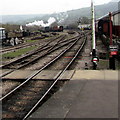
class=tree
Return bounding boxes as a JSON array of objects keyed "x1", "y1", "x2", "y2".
[
  {"x1": 78, "y1": 17, "x2": 90, "y2": 24},
  {"x1": 67, "y1": 22, "x2": 78, "y2": 29}
]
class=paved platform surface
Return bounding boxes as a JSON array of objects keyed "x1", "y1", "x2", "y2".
[
  {"x1": 28, "y1": 70, "x2": 118, "y2": 119},
  {"x1": 2, "y1": 70, "x2": 75, "y2": 80}
]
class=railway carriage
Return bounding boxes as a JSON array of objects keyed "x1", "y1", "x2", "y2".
[
  {"x1": 96, "y1": 10, "x2": 120, "y2": 37},
  {"x1": 78, "y1": 24, "x2": 91, "y2": 30},
  {"x1": 96, "y1": 10, "x2": 120, "y2": 58},
  {"x1": 112, "y1": 10, "x2": 120, "y2": 37},
  {"x1": 97, "y1": 19, "x2": 111, "y2": 36}
]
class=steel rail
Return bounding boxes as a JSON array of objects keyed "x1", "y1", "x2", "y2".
[
  {"x1": 0, "y1": 35, "x2": 81, "y2": 101},
  {"x1": 0, "y1": 35, "x2": 64, "y2": 53},
  {"x1": 0, "y1": 35, "x2": 80, "y2": 77},
  {"x1": 23, "y1": 36, "x2": 87, "y2": 120},
  {"x1": 1, "y1": 35, "x2": 66, "y2": 69}
]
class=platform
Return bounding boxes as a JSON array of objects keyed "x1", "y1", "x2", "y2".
[
  {"x1": 2, "y1": 70, "x2": 75, "y2": 80},
  {"x1": 28, "y1": 70, "x2": 118, "y2": 119}
]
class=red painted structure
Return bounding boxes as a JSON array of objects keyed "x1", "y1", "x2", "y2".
[
  {"x1": 109, "y1": 12, "x2": 113, "y2": 45},
  {"x1": 96, "y1": 10, "x2": 120, "y2": 37},
  {"x1": 113, "y1": 26, "x2": 120, "y2": 36}
]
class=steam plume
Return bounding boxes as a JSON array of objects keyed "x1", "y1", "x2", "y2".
[{"x1": 26, "y1": 17, "x2": 56, "y2": 27}]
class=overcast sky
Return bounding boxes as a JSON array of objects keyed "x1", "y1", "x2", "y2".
[{"x1": 1, "y1": 0, "x2": 112, "y2": 15}]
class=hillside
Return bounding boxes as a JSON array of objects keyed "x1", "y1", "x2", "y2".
[
  {"x1": 0, "y1": 14, "x2": 45, "y2": 25},
  {"x1": 1, "y1": 1, "x2": 119, "y2": 25},
  {"x1": 39, "y1": 1, "x2": 119, "y2": 26}
]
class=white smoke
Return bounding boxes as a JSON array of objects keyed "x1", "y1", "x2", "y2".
[
  {"x1": 20, "y1": 25, "x2": 23, "y2": 31},
  {"x1": 57, "y1": 12, "x2": 68, "y2": 23},
  {"x1": 26, "y1": 17, "x2": 56, "y2": 27},
  {"x1": 47, "y1": 17, "x2": 56, "y2": 26}
]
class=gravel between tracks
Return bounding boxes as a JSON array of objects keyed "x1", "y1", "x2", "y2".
[{"x1": 2, "y1": 80, "x2": 21, "y2": 96}]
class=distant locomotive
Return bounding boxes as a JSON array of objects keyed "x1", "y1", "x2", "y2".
[{"x1": 44, "y1": 26, "x2": 63, "y2": 32}]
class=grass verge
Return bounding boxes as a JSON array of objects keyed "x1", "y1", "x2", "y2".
[{"x1": 2, "y1": 46, "x2": 37, "y2": 61}]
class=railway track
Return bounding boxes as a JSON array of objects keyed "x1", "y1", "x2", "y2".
[
  {"x1": 0, "y1": 35, "x2": 64, "y2": 54},
  {"x1": 1, "y1": 35, "x2": 67, "y2": 68},
  {"x1": 1, "y1": 32, "x2": 87, "y2": 119},
  {"x1": 1, "y1": 33, "x2": 80, "y2": 77},
  {"x1": 2, "y1": 35, "x2": 66, "y2": 68}
]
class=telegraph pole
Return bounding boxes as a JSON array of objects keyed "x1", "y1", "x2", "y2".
[{"x1": 91, "y1": 0, "x2": 98, "y2": 69}]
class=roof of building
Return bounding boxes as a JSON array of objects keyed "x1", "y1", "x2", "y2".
[{"x1": 97, "y1": 9, "x2": 120, "y2": 21}]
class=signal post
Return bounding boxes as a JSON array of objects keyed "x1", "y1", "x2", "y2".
[{"x1": 91, "y1": 0, "x2": 99, "y2": 70}]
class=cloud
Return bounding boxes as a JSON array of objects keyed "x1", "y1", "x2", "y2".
[{"x1": 1, "y1": 0, "x2": 111, "y2": 15}]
